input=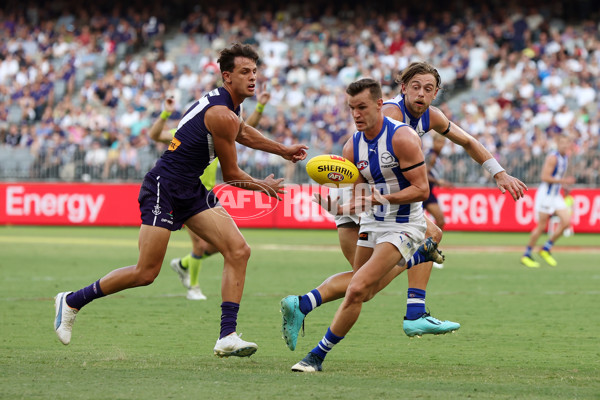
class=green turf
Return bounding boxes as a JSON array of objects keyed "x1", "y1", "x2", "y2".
[{"x1": 1, "y1": 226, "x2": 599, "y2": 399}]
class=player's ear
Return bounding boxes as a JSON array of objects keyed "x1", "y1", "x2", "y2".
[{"x1": 222, "y1": 71, "x2": 232, "y2": 84}]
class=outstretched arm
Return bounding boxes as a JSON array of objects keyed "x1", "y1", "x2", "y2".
[
  {"x1": 429, "y1": 106, "x2": 527, "y2": 200},
  {"x1": 149, "y1": 97, "x2": 177, "y2": 144},
  {"x1": 207, "y1": 106, "x2": 285, "y2": 200},
  {"x1": 236, "y1": 122, "x2": 308, "y2": 162},
  {"x1": 245, "y1": 89, "x2": 271, "y2": 128}
]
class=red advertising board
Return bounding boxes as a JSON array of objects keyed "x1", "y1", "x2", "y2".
[{"x1": 1, "y1": 183, "x2": 599, "y2": 232}]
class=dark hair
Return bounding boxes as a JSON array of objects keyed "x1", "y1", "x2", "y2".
[
  {"x1": 396, "y1": 61, "x2": 442, "y2": 89},
  {"x1": 346, "y1": 78, "x2": 382, "y2": 101},
  {"x1": 217, "y1": 43, "x2": 259, "y2": 73}
]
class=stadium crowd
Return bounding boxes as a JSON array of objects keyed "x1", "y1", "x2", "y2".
[{"x1": 0, "y1": 1, "x2": 598, "y2": 185}]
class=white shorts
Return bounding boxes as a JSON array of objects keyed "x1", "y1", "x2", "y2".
[
  {"x1": 535, "y1": 192, "x2": 566, "y2": 216},
  {"x1": 357, "y1": 220, "x2": 426, "y2": 262},
  {"x1": 334, "y1": 214, "x2": 360, "y2": 227}
]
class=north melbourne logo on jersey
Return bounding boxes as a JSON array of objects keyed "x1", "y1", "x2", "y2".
[{"x1": 379, "y1": 151, "x2": 398, "y2": 168}]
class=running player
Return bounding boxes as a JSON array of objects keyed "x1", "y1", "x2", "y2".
[
  {"x1": 291, "y1": 78, "x2": 434, "y2": 372},
  {"x1": 281, "y1": 62, "x2": 527, "y2": 350},
  {"x1": 149, "y1": 89, "x2": 271, "y2": 300},
  {"x1": 54, "y1": 43, "x2": 307, "y2": 358},
  {"x1": 521, "y1": 135, "x2": 574, "y2": 267}
]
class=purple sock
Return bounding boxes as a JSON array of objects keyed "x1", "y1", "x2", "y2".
[
  {"x1": 66, "y1": 280, "x2": 105, "y2": 310},
  {"x1": 220, "y1": 302, "x2": 240, "y2": 339}
]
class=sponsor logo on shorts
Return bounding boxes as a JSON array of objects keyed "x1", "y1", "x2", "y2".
[
  {"x1": 358, "y1": 232, "x2": 369, "y2": 241},
  {"x1": 161, "y1": 218, "x2": 173, "y2": 225}
]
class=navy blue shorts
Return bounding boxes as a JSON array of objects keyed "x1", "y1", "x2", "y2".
[
  {"x1": 422, "y1": 184, "x2": 438, "y2": 207},
  {"x1": 138, "y1": 172, "x2": 220, "y2": 231}
]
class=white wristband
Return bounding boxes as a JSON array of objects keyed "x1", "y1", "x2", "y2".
[{"x1": 482, "y1": 158, "x2": 505, "y2": 177}]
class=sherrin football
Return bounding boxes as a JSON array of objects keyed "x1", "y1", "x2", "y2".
[{"x1": 306, "y1": 154, "x2": 359, "y2": 186}]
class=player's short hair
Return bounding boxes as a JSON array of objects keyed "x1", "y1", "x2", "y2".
[
  {"x1": 397, "y1": 61, "x2": 442, "y2": 89},
  {"x1": 218, "y1": 43, "x2": 259, "y2": 73},
  {"x1": 346, "y1": 78, "x2": 382, "y2": 101}
]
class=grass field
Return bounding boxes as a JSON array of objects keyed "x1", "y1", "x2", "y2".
[{"x1": 0, "y1": 226, "x2": 599, "y2": 399}]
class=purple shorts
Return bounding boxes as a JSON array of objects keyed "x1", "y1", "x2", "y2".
[
  {"x1": 422, "y1": 183, "x2": 438, "y2": 207},
  {"x1": 138, "y1": 172, "x2": 219, "y2": 231}
]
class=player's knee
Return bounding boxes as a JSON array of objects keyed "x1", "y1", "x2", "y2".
[
  {"x1": 430, "y1": 224, "x2": 443, "y2": 243},
  {"x1": 136, "y1": 268, "x2": 159, "y2": 286},
  {"x1": 346, "y1": 281, "x2": 369, "y2": 304},
  {"x1": 227, "y1": 242, "x2": 251, "y2": 263},
  {"x1": 437, "y1": 220, "x2": 445, "y2": 231}
]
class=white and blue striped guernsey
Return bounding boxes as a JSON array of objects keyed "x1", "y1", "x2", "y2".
[
  {"x1": 538, "y1": 150, "x2": 568, "y2": 196},
  {"x1": 383, "y1": 95, "x2": 431, "y2": 137},
  {"x1": 353, "y1": 116, "x2": 425, "y2": 224}
]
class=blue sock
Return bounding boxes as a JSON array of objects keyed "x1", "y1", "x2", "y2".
[
  {"x1": 524, "y1": 246, "x2": 533, "y2": 257},
  {"x1": 66, "y1": 280, "x2": 105, "y2": 310},
  {"x1": 406, "y1": 288, "x2": 426, "y2": 320},
  {"x1": 299, "y1": 289, "x2": 322, "y2": 315},
  {"x1": 542, "y1": 240, "x2": 554, "y2": 252},
  {"x1": 220, "y1": 302, "x2": 239, "y2": 339},
  {"x1": 310, "y1": 327, "x2": 344, "y2": 360},
  {"x1": 406, "y1": 251, "x2": 426, "y2": 269}
]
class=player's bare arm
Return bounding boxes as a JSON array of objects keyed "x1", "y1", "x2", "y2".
[
  {"x1": 245, "y1": 88, "x2": 271, "y2": 127},
  {"x1": 540, "y1": 154, "x2": 574, "y2": 185},
  {"x1": 148, "y1": 97, "x2": 177, "y2": 144},
  {"x1": 429, "y1": 106, "x2": 527, "y2": 200},
  {"x1": 206, "y1": 106, "x2": 284, "y2": 200},
  {"x1": 236, "y1": 122, "x2": 308, "y2": 162}
]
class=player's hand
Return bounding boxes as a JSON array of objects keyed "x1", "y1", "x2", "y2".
[
  {"x1": 164, "y1": 96, "x2": 176, "y2": 113},
  {"x1": 313, "y1": 193, "x2": 341, "y2": 215},
  {"x1": 262, "y1": 174, "x2": 286, "y2": 201},
  {"x1": 494, "y1": 171, "x2": 528, "y2": 201},
  {"x1": 256, "y1": 82, "x2": 271, "y2": 105},
  {"x1": 282, "y1": 143, "x2": 309, "y2": 162}
]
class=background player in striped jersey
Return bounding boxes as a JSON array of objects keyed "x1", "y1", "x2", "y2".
[
  {"x1": 521, "y1": 135, "x2": 574, "y2": 268},
  {"x1": 382, "y1": 61, "x2": 526, "y2": 334},
  {"x1": 149, "y1": 89, "x2": 271, "y2": 300},
  {"x1": 54, "y1": 43, "x2": 307, "y2": 358},
  {"x1": 292, "y1": 78, "x2": 435, "y2": 372}
]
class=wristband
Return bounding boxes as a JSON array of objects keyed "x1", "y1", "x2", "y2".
[
  {"x1": 482, "y1": 158, "x2": 505, "y2": 177},
  {"x1": 255, "y1": 103, "x2": 265, "y2": 113},
  {"x1": 160, "y1": 110, "x2": 172, "y2": 120}
]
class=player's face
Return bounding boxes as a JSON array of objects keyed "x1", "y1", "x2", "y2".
[
  {"x1": 348, "y1": 89, "x2": 383, "y2": 134},
  {"x1": 557, "y1": 136, "x2": 572, "y2": 155},
  {"x1": 224, "y1": 57, "x2": 258, "y2": 99},
  {"x1": 401, "y1": 73, "x2": 439, "y2": 116}
]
